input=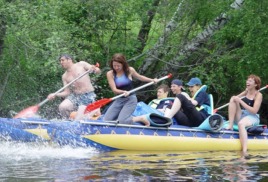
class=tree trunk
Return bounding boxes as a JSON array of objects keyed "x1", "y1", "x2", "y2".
[
  {"x1": 0, "y1": 17, "x2": 7, "y2": 101},
  {"x1": 137, "y1": 0, "x2": 186, "y2": 74},
  {"x1": 0, "y1": 17, "x2": 6, "y2": 56},
  {"x1": 135, "y1": 0, "x2": 161, "y2": 54}
]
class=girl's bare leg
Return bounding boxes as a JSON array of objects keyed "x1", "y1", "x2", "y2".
[
  {"x1": 238, "y1": 118, "x2": 252, "y2": 154},
  {"x1": 225, "y1": 97, "x2": 237, "y2": 130}
]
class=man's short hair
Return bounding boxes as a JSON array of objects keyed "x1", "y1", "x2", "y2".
[{"x1": 59, "y1": 54, "x2": 73, "y2": 61}]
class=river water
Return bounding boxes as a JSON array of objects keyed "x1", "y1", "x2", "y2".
[{"x1": 0, "y1": 141, "x2": 268, "y2": 181}]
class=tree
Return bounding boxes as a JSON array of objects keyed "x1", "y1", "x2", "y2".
[{"x1": 0, "y1": 0, "x2": 267, "y2": 121}]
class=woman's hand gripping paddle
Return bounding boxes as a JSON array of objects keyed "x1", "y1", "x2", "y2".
[
  {"x1": 84, "y1": 73, "x2": 173, "y2": 113},
  {"x1": 14, "y1": 63, "x2": 100, "y2": 118},
  {"x1": 213, "y1": 84, "x2": 268, "y2": 113}
]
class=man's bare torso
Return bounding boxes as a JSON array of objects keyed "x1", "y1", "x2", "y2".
[{"x1": 63, "y1": 62, "x2": 94, "y2": 94}]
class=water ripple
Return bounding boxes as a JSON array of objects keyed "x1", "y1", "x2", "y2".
[{"x1": 0, "y1": 142, "x2": 268, "y2": 181}]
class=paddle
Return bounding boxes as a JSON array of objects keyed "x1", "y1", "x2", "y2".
[
  {"x1": 84, "y1": 73, "x2": 173, "y2": 113},
  {"x1": 14, "y1": 63, "x2": 99, "y2": 118},
  {"x1": 213, "y1": 84, "x2": 268, "y2": 113}
]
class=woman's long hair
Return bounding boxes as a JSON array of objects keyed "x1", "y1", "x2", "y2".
[{"x1": 109, "y1": 53, "x2": 130, "y2": 76}]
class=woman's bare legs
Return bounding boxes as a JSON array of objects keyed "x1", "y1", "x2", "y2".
[
  {"x1": 225, "y1": 96, "x2": 241, "y2": 130},
  {"x1": 238, "y1": 117, "x2": 252, "y2": 155}
]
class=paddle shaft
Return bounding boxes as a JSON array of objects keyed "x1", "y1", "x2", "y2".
[
  {"x1": 214, "y1": 84, "x2": 268, "y2": 112},
  {"x1": 111, "y1": 73, "x2": 172, "y2": 100},
  {"x1": 38, "y1": 64, "x2": 99, "y2": 107},
  {"x1": 84, "y1": 73, "x2": 172, "y2": 113}
]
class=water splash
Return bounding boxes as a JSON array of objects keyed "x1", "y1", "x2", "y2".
[{"x1": 0, "y1": 141, "x2": 99, "y2": 162}]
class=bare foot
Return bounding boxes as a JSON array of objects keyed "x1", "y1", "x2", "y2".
[
  {"x1": 140, "y1": 117, "x2": 150, "y2": 126},
  {"x1": 133, "y1": 116, "x2": 150, "y2": 126},
  {"x1": 240, "y1": 151, "x2": 250, "y2": 159},
  {"x1": 224, "y1": 125, "x2": 233, "y2": 130}
]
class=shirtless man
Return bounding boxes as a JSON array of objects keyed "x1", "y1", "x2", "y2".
[{"x1": 47, "y1": 54, "x2": 101, "y2": 119}]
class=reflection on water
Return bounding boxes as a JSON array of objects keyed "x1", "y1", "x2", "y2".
[
  {"x1": 0, "y1": 141, "x2": 268, "y2": 181},
  {"x1": 94, "y1": 150, "x2": 268, "y2": 181}
]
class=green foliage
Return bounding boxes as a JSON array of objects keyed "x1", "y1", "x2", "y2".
[
  {"x1": 0, "y1": 0, "x2": 268, "y2": 119},
  {"x1": 207, "y1": 0, "x2": 268, "y2": 104}
]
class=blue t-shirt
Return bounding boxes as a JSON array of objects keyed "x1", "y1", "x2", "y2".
[{"x1": 195, "y1": 91, "x2": 210, "y2": 107}]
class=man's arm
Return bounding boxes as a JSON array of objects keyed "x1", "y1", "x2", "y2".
[
  {"x1": 80, "y1": 61, "x2": 101, "y2": 74},
  {"x1": 47, "y1": 75, "x2": 71, "y2": 100}
]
